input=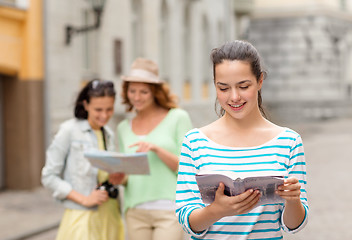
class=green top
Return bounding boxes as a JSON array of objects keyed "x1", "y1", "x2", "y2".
[{"x1": 117, "y1": 108, "x2": 192, "y2": 212}]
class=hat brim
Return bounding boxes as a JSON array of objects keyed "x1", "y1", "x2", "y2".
[{"x1": 121, "y1": 76, "x2": 164, "y2": 84}]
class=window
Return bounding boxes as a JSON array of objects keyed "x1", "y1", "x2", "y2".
[
  {"x1": 340, "y1": 0, "x2": 346, "y2": 10},
  {"x1": 82, "y1": 8, "x2": 98, "y2": 74},
  {"x1": 159, "y1": 0, "x2": 170, "y2": 83},
  {"x1": 183, "y1": 3, "x2": 191, "y2": 100},
  {"x1": 202, "y1": 15, "x2": 211, "y2": 100},
  {"x1": 131, "y1": 0, "x2": 143, "y2": 58},
  {"x1": 0, "y1": 0, "x2": 28, "y2": 9},
  {"x1": 0, "y1": 78, "x2": 3, "y2": 188}
]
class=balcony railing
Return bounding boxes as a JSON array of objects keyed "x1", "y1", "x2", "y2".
[
  {"x1": 0, "y1": 0, "x2": 28, "y2": 10},
  {"x1": 233, "y1": 0, "x2": 254, "y2": 14}
]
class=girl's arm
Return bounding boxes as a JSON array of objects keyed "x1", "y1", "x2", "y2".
[
  {"x1": 276, "y1": 177, "x2": 306, "y2": 230},
  {"x1": 277, "y1": 133, "x2": 308, "y2": 231},
  {"x1": 66, "y1": 189, "x2": 109, "y2": 208},
  {"x1": 41, "y1": 122, "x2": 72, "y2": 199},
  {"x1": 189, "y1": 183, "x2": 260, "y2": 232},
  {"x1": 151, "y1": 144, "x2": 179, "y2": 171},
  {"x1": 129, "y1": 142, "x2": 179, "y2": 171}
]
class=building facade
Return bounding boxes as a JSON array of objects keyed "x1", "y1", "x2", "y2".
[
  {"x1": 1, "y1": 0, "x2": 249, "y2": 189},
  {"x1": 0, "y1": 0, "x2": 44, "y2": 189},
  {"x1": 2, "y1": 0, "x2": 352, "y2": 190},
  {"x1": 45, "y1": 0, "x2": 242, "y2": 135},
  {"x1": 248, "y1": 0, "x2": 352, "y2": 122}
]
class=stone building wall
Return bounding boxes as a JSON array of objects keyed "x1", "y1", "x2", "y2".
[
  {"x1": 45, "y1": 0, "x2": 238, "y2": 136},
  {"x1": 247, "y1": 13, "x2": 352, "y2": 123}
]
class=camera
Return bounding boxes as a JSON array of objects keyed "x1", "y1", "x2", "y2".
[{"x1": 97, "y1": 180, "x2": 119, "y2": 198}]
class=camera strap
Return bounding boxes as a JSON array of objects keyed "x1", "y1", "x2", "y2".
[
  {"x1": 99, "y1": 127, "x2": 119, "y2": 198},
  {"x1": 101, "y1": 127, "x2": 107, "y2": 150}
]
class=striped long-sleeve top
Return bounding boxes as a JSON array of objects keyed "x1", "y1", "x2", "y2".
[{"x1": 176, "y1": 128, "x2": 308, "y2": 240}]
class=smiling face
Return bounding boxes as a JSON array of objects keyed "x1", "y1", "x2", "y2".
[
  {"x1": 215, "y1": 60, "x2": 263, "y2": 120},
  {"x1": 84, "y1": 96, "x2": 115, "y2": 130},
  {"x1": 127, "y1": 82, "x2": 155, "y2": 112}
]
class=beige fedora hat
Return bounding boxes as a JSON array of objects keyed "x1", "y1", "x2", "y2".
[{"x1": 121, "y1": 58, "x2": 163, "y2": 84}]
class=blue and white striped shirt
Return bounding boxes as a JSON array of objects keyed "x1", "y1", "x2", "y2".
[{"x1": 176, "y1": 128, "x2": 308, "y2": 240}]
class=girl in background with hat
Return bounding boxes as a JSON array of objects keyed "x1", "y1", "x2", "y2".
[
  {"x1": 110, "y1": 58, "x2": 193, "y2": 240},
  {"x1": 41, "y1": 79, "x2": 124, "y2": 240}
]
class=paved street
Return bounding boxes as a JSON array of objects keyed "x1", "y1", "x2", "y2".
[
  {"x1": 0, "y1": 117, "x2": 351, "y2": 240},
  {"x1": 283, "y1": 117, "x2": 352, "y2": 240},
  {"x1": 0, "y1": 187, "x2": 63, "y2": 240}
]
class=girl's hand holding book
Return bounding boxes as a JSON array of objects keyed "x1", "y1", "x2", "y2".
[
  {"x1": 211, "y1": 182, "x2": 261, "y2": 217},
  {"x1": 109, "y1": 172, "x2": 127, "y2": 185},
  {"x1": 276, "y1": 177, "x2": 301, "y2": 201}
]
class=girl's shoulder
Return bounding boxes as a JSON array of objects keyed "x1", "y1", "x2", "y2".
[
  {"x1": 162, "y1": 108, "x2": 192, "y2": 128},
  {"x1": 60, "y1": 118, "x2": 76, "y2": 127},
  {"x1": 117, "y1": 118, "x2": 129, "y2": 128},
  {"x1": 116, "y1": 119, "x2": 133, "y2": 137},
  {"x1": 168, "y1": 108, "x2": 190, "y2": 118},
  {"x1": 265, "y1": 120, "x2": 301, "y2": 138},
  {"x1": 183, "y1": 128, "x2": 207, "y2": 143},
  {"x1": 52, "y1": 119, "x2": 84, "y2": 143},
  {"x1": 263, "y1": 123, "x2": 303, "y2": 144},
  {"x1": 59, "y1": 118, "x2": 82, "y2": 132},
  {"x1": 279, "y1": 127, "x2": 302, "y2": 140}
]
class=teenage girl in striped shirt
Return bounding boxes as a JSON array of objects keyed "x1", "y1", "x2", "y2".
[{"x1": 176, "y1": 40, "x2": 308, "y2": 239}]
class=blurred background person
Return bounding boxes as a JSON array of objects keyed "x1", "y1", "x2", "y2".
[
  {"x1": 110, "y1": 58, "x2": 192, "y2": 240},
  {"x1": 41, "y1": 79, "x2": 124, "y2": 240}
]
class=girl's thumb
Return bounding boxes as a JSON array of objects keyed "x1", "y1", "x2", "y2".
[{"x1": 216, "y1": 182, "x2": 224, "y2": 195}]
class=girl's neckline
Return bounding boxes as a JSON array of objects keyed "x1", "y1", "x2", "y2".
[
  {"x1": 129, "y1": 108, "x2": 174, "y2": 137},
  {"x1": 195, "y1": 127, "x2": 288, "y2": 149}
]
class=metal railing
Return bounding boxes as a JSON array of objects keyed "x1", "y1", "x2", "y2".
[{"x1": 0, "y1": 0, "x2": 28, "y2": 10}]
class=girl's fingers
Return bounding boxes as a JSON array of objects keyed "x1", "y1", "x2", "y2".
[
  {"x1": 278, "y1": 184, "x2": 300, "y2": 191},
  {"x1": 214, "y1": 184, "x2": 260, "y2": 216},
  {"x1": 98, "y1": 190, "x2": 108, "y2": 202},
  {"x1": 237, "y1": 193, "x2": 260, "y2": 214},
  {"x1": 215, "y1": 182, "x2": 226, "y2": 198},
  {"x1": 109, "y1": 173, "x2": 126, "y2": 184},
  {"x1": 278, "y1": 177, "x2": 301, "y2": 192},
  {"x1": 128, "y1": 142, "x2": 139, "y2": 148},
  {"x1": 277, "y1": 189, "x2": 301, "y2": 196},
  {"x1": 241, "y1": 190, "x2": 260, "y2": 205},
  {"x1": 284, "y1": 177, "x2": 299, "y2": 184},
  {"x1": 128, "y1": 142, "x2": 151, "y2": 152},
  {"x1": 234, "y1": 189, "x2": 258, "y2": 203}
]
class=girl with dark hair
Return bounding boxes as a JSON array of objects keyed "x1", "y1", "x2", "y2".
[
  {"x1": 41, "y1": 79, "x2": 124, "y2": 240},
  {"x1": 176, "y1": 40, "x2": 309, "y2": 239},
  {"x1": 109, "y1": 58, "x2": 192, "y2": 240}
]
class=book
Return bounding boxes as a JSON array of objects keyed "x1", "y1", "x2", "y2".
[
  {"x1": 195, "y1": 170, "x2": 284, "y2": 206},
  {"x1": 84, "y1": 149, "x2": 150, "y2": 175}
]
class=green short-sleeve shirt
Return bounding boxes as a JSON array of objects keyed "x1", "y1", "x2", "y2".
[{"x1": 117, "y1": 108, "x2": 192, "y2": 212}]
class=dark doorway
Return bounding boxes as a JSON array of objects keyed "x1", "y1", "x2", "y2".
[{"x1": 0, "y1": 75, "x2": 5, "y2": 189}]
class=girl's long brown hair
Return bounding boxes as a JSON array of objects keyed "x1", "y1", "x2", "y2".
[{"x1": 121, "y1": 81, "x2": 178, "y2": 112}]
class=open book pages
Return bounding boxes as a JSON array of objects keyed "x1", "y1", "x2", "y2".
[
  {"x1": 84, "y1": 149, "x2": 150, "y2": 175},
  {"x1": 196, "y1": 170, "x2": 284, "y2": 206}
]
